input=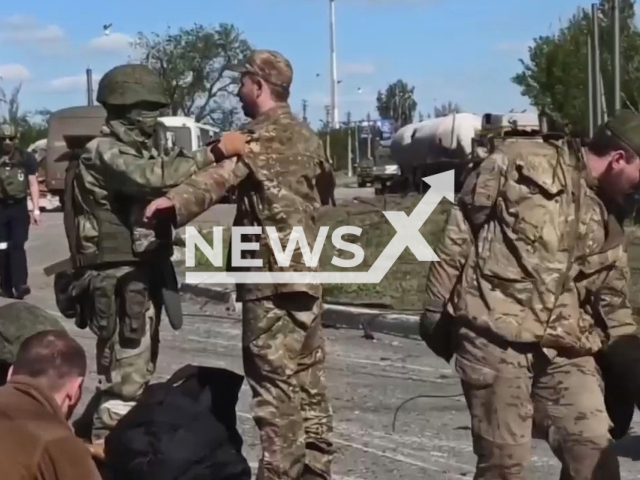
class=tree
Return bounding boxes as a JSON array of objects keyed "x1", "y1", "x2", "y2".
[
  {"x1": 433, "y1": 101, "x2": 464, "y2": 118},
  {"x1": 375, "y1": 80, "x2": 417, "y2": 126},
  {"x1": 0, "y1": 82, "x2": 47, "y2": 149},
  {"x1": 511, "y1": 0, "x2": 640, "y2": 136},
  {"x1": 133, "y1": 23, "x2": 252, "y2": 129}
]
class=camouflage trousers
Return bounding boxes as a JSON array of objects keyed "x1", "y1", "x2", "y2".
[
  {"x1": 81, "y1": 265, "x2": 161, "y2": 442},
  {"x1": 455, "y1": 325, "x2": 615, "y2": 480},
  {"x1": 242, "y1": 292, "x2": 335, "y2": 480}
]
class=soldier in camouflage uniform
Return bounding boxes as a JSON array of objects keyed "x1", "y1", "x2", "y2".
[
  {"x1": 57, "y1": 63, "x2": 249, "y2": 444},
  {"x1": 420, "y1": 110, "x2": 640, "y2": 479},
  {"x1": 144, "y1": 49, "x2": 335, "y2": 480}
]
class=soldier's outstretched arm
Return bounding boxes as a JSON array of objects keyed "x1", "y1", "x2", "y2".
[
  {"x1": 163, "y1": 158, "x2": 250, "y2": 227},
  {"x1": 89, "y1": 131, "x2": 251, "y2": 198},
  {"x1": 89, "y1": 143, "x2": 215, "y2": 198}
]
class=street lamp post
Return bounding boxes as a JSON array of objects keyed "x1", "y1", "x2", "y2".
[{"x1": 329, "y1": 0, "x2": 339, "y2": 128}]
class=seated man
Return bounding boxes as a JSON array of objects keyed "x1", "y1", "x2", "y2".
[{"x1": 0, "y1": 329, "x2": 101, "y2": 479}]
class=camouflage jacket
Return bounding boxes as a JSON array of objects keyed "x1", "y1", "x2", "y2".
[
  {"x1": 165, "y1": 103, "x2": 325, "y2": 301},
  {"x1": 69, "y1": 120, "x2": 214, "y2": 266},
  {"x1": 424, "y1": 136, "x2": 637, "y2": 356}
]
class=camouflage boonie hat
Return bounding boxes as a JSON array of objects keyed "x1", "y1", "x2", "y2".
[
  {"x1": 227, "y1": 49, "x2": 293, "y2": 90},
  {"x1": 0, "y1": 300, "x2": 67, "y2": 363},
  {"x1": 96, "y1": 64, "x2": 169, "y2": 107},
  {"x1": 0, "y1": 124, "x2": 17, "y2": 139},
  {"x1": 600, "y1": 109, "x2": 640, "y2": 157}
]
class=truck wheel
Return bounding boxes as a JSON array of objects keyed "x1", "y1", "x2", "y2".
[{"x1": 357, "y1": 179, "x2": 366, "y2": 188}]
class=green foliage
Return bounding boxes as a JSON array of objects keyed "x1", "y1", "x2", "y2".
[
  {"x1": 433, "y1": 101, "x2": 464, "y2": 118},
  {"x1": 133, "y1": 23, "x2": 252, "y2": 129},
  {"x1": 375, "y1": 80, "x2": 417, "y2": 126},
  {"x1": 512, "y1": 0, "x2": 640, "y2": 136},
  {"x1": 0, "y1": 82, "x2": 48, "y2": 149}
]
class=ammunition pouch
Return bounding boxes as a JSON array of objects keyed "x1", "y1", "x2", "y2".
[
  {"x1": 117, "y1": 270, "x2": 150, "y2": 348},
  {"x1": 53, "y1": 269, "x2": 118, "y2": 340}
]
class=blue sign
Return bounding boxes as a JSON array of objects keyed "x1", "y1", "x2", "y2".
[{"x1": 377, "y1": 119, "x2": 395, "y2": 140}]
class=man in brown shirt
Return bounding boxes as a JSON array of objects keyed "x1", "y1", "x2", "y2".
[{"x1": 0, "y1": 329, "x2": 101, "y2": 479}]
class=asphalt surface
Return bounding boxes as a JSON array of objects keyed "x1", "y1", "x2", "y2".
[{"x1": 21, "y1": 185, "x2": 640, "y2": 478}]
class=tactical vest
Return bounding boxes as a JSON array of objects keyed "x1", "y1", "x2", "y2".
[
  {"x1": 0, "y1": 149, "x2": 28, "y2": 200},
  {"x1": 63, "y1": 156, "x2": 174, "y2": 269}
]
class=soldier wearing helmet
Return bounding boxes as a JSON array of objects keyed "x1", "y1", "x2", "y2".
[
  {"x1": 0, "y1": 124, "x2": 41, "y2": 300},
  {"x1": 55, "y1": 63, "x2": 250, "y2": 447}
]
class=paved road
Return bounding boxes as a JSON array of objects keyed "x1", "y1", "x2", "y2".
[{"x1": 21, "y1": 203, "x2": 640, "y2": 478}]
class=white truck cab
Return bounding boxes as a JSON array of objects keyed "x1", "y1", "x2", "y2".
[{"x1": 158, "y1": 116, "x2": 220, "y2": 152}]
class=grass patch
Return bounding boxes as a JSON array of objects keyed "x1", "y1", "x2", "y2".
[
  {"x1": 187, "y1": 193, "x2": 451, "y2": 311},
  {"x1": 316, "y1": 194, "x2": 451, "y2": 311}
]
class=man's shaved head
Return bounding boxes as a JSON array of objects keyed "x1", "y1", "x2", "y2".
[{"x1": 11, "y1": 329, "x2": 86, "y2": 394}]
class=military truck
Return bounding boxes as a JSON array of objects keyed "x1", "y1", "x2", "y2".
[
  {"x1": 44, "y1": 106, "x2": 227, "y2": 206},
  {"x1": 44, "y1": 106, "x2": 107, "y2": 205},
  {"x1": 356, "y1": 140, "x2": 400, "y2": 195}
]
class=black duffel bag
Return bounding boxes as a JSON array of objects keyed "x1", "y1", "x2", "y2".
[{"x1": 104, "y1": 364, "x2": 251, "y2": 480}]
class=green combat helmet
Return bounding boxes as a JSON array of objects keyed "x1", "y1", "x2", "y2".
[
  {"x1": 96, "y1": 64, "x2": 170, "y2": 107},
  {"x1": 0, "y1": 300, "x2": 67, "y2": 365},
  {"x1": 0, "y1": 124, "x2": 17, "y2": 139}
]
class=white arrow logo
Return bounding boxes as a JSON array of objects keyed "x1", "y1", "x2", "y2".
[{"x1": 186, "y1": 169, "x2": 454, "y2": 284}]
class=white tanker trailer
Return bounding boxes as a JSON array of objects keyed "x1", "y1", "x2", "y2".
[{"x1": 390, "y1": 112, "x2": 482, "y2": 191}]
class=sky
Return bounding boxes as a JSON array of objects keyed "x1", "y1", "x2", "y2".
[{"x1": 0, "y1": 0, "x2": 596, "y2": 129}]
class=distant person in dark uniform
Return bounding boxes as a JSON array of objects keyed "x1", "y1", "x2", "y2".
[{"x1": 0, "y1": 124, "x2": 40, "y2": 299}]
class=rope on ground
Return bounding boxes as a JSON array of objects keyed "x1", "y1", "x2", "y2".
[{"x1": 391, "y1": 392, "x2": 464, "y2": 433}]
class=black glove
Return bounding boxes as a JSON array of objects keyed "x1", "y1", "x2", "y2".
[
  {"x1": 419, "y1": 308, "x2": 454, "y2": 363},
  {"x1": 598, "y1": 334, "x2": 640, "y2": 439}
]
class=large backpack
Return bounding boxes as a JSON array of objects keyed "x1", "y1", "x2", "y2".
[{"x1": 104, "y1": 364, "x2": 251, "y2": 480}]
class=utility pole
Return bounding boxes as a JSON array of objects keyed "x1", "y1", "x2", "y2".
[
  {"x1": 613, "y1": 0, "x2": 621, "y2": 111},
  {"x1": 86, "y1": 67, "x2": 94, "y2": 106},
  {"x1": 354, "y1": 119, "x2": 360, "y2": 166},
  {"x1": 329, "y1": 0, "x2": 339, "y2": 128},
  {"x1": 324, "y1": 105, "x2": 332, "y2": 162},
  {"x1": 588, "y1": 34, "x2": 594, "y2": 136},
  {"x1": 302, "y1": 99, "x2": 308, "y2": 124},
  {"x1": 346, "y1": 111, "x2": 352, "y2": 177},
  {"x1": 366, "y1": 112, "x2": 372, "y2": 159},
  {"x1": 592, "y1": 3, "x2": 602, "y2": 124}
]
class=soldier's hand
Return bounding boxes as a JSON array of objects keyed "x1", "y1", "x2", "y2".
[
  {"x1": 210, "y1": 131, "x2": 251, "y2": 161},
  {"x1": 31, "y1": 209, "x2": 41, "y2": 226},
  {"x1": 143, "y1": 197, "x2": 175, "y2": 224}
]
